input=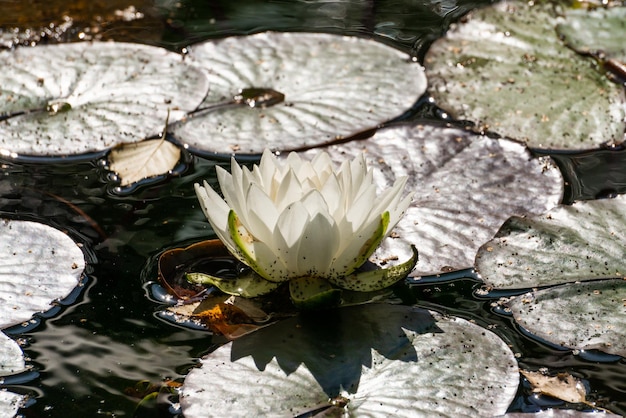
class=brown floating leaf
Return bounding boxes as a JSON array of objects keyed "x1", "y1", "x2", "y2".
[
  {"x1": 158, "y1": 239, "x2": 232, "y2": 301},
  {"x1": 168, "y1": 294, "x2": 275, "y2": 339},
  {"x1": 109, "y1": 138, "x2": 181, "y2": 186},
  {"x1": 521, "y1": 369, "x2": 587, "y2": 404}
]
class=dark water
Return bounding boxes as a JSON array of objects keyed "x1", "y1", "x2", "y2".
[{"x1": 2, "y1": 1, "x2": 626, "y2": 417}]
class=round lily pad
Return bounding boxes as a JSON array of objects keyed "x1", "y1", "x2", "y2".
[
  {"x1": 181, "y1": 304, "x2": 519, "y2": 417},
  {"x1": 0, "y1": 219, "x2": 85, "y2": 327},
  {"x1": 476, "y1": 195, "x2": 626, "y2": 289},
  {"x1": 171, "y1": 32, "x2": 427, "y2": 154},
  {"x1": 424, "y1": 1, "x2": 626, "y2": 149},
  {"x1": 0, "y1": 42, "x2": 208, "y2": 156},
  {"x1": 302, "y1": 123, "x2": 563, "y2": 276},
  {"x1": 508, "y1": 279, "x2": 626, "y2": 357}
]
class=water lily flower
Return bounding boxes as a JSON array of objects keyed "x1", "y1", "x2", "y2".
[{"x1": 192, "y1": 149, "x2": 417, "y2": 308}]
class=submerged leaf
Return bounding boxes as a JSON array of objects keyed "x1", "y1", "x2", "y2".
[
  {"x1": 171, "y1": 32, "x2": 427, "y2": 154},
  {"x1": 508, "y1": 279, "x2": 626, "y2": 357},
  {"x1": 424, "y1": 1, "x2": 626, "y2": 149},
  {"x1": 181, "y1": 304, "x2": 519, "y2": 417}
]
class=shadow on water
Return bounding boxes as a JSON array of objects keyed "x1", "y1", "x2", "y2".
[{"x1": 229, "y1": 304, "x2": 440, "y2": 397}]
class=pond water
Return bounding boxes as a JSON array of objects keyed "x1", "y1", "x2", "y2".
[{"x1": 2, "y1": 0, "x2": 626, "y2": 417}]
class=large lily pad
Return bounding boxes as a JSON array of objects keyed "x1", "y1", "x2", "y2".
[
  {"x1": 181, "y1": 304, "x2": 519, "y2": 417},
  {"x1": 424, "y1": 1, "x2": 626, "y2": 149},
  {"x1": 0, "y1": 219, "x2": 85, "y2": 327},
  {"x1": 557, "y1": 7, "x2": 626, "y2": 62},
  {"x1": 170, "y1": 32, "x2": 427, "y2": 154},
  {"x1": 0, "y1": 332, "x2": 25, "y2": 376},
  {"x1": 0, "y1": 42, "x2": 208, "y2": 156},
  {"x1": 508, "y1": 279, "x2": 626, "y2": 357},
  {"x1": 476, "y1": 195, "x2": 626, "y2": 289},
  {"x1": 302, "y1": 123, "x2": 563, "y2": 276}
]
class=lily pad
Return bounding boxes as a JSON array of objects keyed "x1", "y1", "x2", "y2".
[
  {"x1": 0, "y1": 391, "x2": 23, "y2": 418},
  {"x1": 302, "y1": 123, "x2": 563, "y2": 276},
  {"x1": 180, "y1": 304, "x2": 519, "y2": 417},
  {"x1": 0, "y1": 42, "x2": 208, "y2": 156},
  {"x1": 557, "y1": 7, "x2": 626, "y2": 62},
  {"x1": 0, "y1": 332, "x2": 25, "y2": 376},
  {"x1": 476, "y1": 195, "x2": 626, "y2": 289},
  {"x1": 170, "y1": 32, "x2": 427, "y2": 154},
  {"x1": 0, "y1": 219, "x2": 85, "y2": 328},
  {"x1": 508, "y1": 279, "x2": 626, "y2": 357},
  {"x1": 424, "y1": 1, "x2": 626, "y2": 149}
]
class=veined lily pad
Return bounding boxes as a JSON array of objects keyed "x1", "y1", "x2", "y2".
[
  {"x1": 170, "y1": 32, "x2": 427, "y2": 154},
  {"x1": 508, "y1": 279, "x2": 626, "y2": 357},
  {"x1": 476, "y1": 195, "x2": 626, "y2": 289},
  {"x1": 557, "y1": 7, "x2": 626, "y2": 62},
  {"x1": 302, "y1": 123, "x2": 563, "y2": 276},
  {"x1": 424, "y1": 1, "x2": 626, "y2": 149},
  {"x1": 0, "y1": 219, "x2": 85, "y2": 327},
  {"x1": 180, "y1": 304, "x2": 519, "y2": 417},
  {"x1": 0, "y1": 42, "x2": 208, "y2": 156},
  {"x1": 0, "y1": 332, "x2": 25, "y2": 376}
]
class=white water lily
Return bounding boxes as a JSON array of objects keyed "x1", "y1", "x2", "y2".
[{"x1": 193, "y1": 150, "x2": 416, "y2": 306}]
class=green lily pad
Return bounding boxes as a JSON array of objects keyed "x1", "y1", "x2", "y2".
[
  {"x1": 0, "y1": 219, "x2": 85, "y2": 327},
  {"x1": 0, "y1": 42, "x2": 208, "y2": 156},
  {"x1": 508, "y1": 279, "x2": 626, "y2": 357},
  {"x1": 476, "y1": 195, "x2": 626, "y2": 289},
  {"x1": 171, "y1": 32, "x2": 427, "y2": 154},
  {"x1": 557, "y1": 7, "x2": 626, "y2": 61},
  {"x1": 181, "y1": 304, "x2": 519, "y2": 417},
  {"x1": 301, "y1": 123, "x2": 563, "y2": 276},
  {"x1": 424, "y1": 1, "x2": 626, "y2": 149}
]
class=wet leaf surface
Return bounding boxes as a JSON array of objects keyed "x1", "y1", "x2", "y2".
[
  {"x1": 302, "y1": 123, "x2": 563, "y2": 276},
  {"x1": 0, "y1": 219, "x2": 85, "y2": 328},
  {"x1": 508, "y1": 279, "x2": 626, "y2": 357},
  {"x1": 424, "y1": 1, "x2": 626, "y2": 149},
  {"x1": 476, "y1": 195, "x2": 626, "y2": 289},
  {"x1": 171, "y1": 32, "x2": 427, "y2": 154},
  {"x1": 0, "y1": 42, "x2": 208, "y2": 156},
  {"x1": 181, "y1": 304, "x2": 519, "y2": 417}
]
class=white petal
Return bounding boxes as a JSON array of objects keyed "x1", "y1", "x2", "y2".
[
  {"x1": 275, "y1": 168, "x2": 305, "y2": 212},
  {"x1": 276, "y1": 201, "x2": 310, "y2": 249},
  {"x1": 250, "y1": 239, "x2": 290, "y2": 282},
  {"x1": 345, "y1": 184, "x2": 377, "y2": 228},
  {"x1": 194, "y1": 182, "x2": 241, "y2": 259},
  {"x1": 319, "y1": 172, "x2": 343, "y2": 218},
  {"x1": 296, "y1": 211, "x2": 340, "y2": 277},
  {"x1": 245, "y1": 183, "x2": 279, "y2": 245},
  {"x1": 331, "y1": 213, "x2": 384, "y2": 278}
]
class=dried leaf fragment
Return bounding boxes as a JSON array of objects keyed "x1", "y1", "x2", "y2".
[{"x1": 521, "y1": 369, "x2": 587, "y2": 403}]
